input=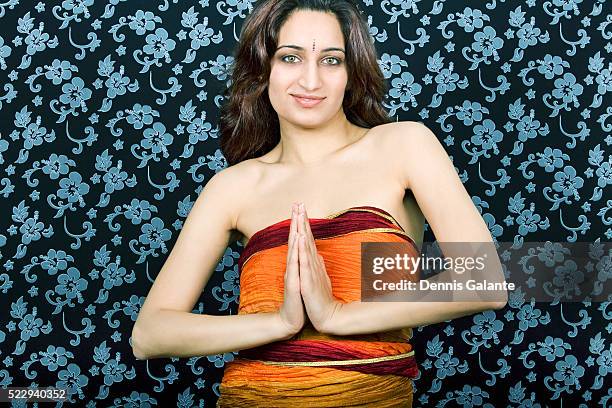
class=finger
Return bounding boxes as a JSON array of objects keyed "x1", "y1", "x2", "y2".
[
  {"x1": 301, "y1": 206, "x2": 318, "y2": 263},
  {"x1": 297, "y1": 207, "x2": 315, "y2": 265},
  {"x1": 302, "y1": 205, "x2": 314, "y2": 239},
  {"x1": 297, "y1": 205, "x2": 319, "y2": 277},
  {"x1": 287, "y1": 203, "x2": 298, "y2": 261},
  {"x1": 297, "y1": 234, "x2": 309, "y2": 291},
  {"x1": 297, "y1": 232, "x2": 304, "y2": 263},
  {"x1": 293, "y1": 229, "x2": 299, "y2": 261},
  {"x1": 298, "y1": 234, "x2": 313, "y2": 282},
  {"x1": 297, "y1": 204, "x2": 304, "y2": 236},
  {"x1": 287, "y1": 228, "x2": 298, "y2": 264},
  {"x1": 287, "y1": 209, "x2": 299, "y2": 265},
  {"x1": 317, "y1": 253, "x2": 325, "y2": 270},
  {"x1": 315, "y1": 251, "x2": 328, "y2": 274},
  {"x1": 297, "y1": 205, "x2": 312, "y2": 249},
  {"x1": 286, "y1": 232, "x2": 300, "y2": 286}
]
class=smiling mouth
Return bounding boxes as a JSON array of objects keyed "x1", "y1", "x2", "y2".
[{"x1": 292, "y1": 95, "x2": 325, "y2": 107}]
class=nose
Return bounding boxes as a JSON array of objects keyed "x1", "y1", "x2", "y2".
[{"x1": 297, "y1": 59, "x2": 323, "y2": 90}]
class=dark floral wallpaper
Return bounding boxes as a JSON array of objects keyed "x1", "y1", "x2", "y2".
[{"x1": 0, "y1": 0, "x2": 610, "y2": 407}]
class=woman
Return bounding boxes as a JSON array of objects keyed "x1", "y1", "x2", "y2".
[{"x1": 131, "y1": 0, "x2": 508, "y2": 406}]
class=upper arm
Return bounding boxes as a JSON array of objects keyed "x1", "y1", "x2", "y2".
[
  {"x1": 136, "y1": 166, "x2": 242, "y2": 319},
  {"x1": 391, "y1": 121, "x2": 493, "y2": 243}
]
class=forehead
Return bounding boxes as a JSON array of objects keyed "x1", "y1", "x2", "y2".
[{"x1": 278, "y1": 10, "x2": 344, "y2": 45}]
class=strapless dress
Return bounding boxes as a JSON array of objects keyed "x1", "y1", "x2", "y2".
[{"x1": 216, "y1": 206, "x2": 421, "y2": 407}]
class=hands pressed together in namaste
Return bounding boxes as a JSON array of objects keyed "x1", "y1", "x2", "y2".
[{"x1": 278, "y1": 202, "x2": 343, "y2": 337}]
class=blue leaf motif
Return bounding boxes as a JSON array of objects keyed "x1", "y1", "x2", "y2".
[
  {"x1": 97, "y1": 55, "x2": 115, "y2": 77},
  {"x1": 179, "y1": 99, "x2": 196, "y2": 122},
  {"x1": 14, "y1": 105, "x2": 32, "y2": 128},
  {"x1": 426, "y1": 334, "x2": 444, "y2": 358},
  {"x1": 17, "y1": 12, "x2": 34, "y2": 34},
  {"x1": 93, "y1": 341, "x2": 111, "y2": 364},
  {"x1": 11, "y1": 296, "x2": 28, "y2": 319},
  {"x1": 588, "y1": 144, "x2": 604, "y2": 167},
  {"x1": 589, "y1": 332, "x2": 605, "y2": 355},
  {"x1": 508, "y1": 192, "x2": 526, "y2": 214}
]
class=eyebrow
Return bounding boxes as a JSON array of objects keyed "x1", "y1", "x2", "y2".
[{"x1": 276, "y1": 44, "x2": 345, "y2": 54}]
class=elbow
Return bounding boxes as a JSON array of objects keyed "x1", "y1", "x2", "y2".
[
  {"x1": 133, "y1": 347, "x2": 147, "y2": 361},
  {"x1": 494, "y1": 289, "x2": 509, "y2": 310},
  {"x1": 487, "y1": 282, "x2": 509, "y2": 310},
  {"x1": 490, "y1": 300, "x2": 507, "y2": 310},
  {"x1": 489, "y1": 293, "x2": 508, "y2": 310},
  {"x1": 131, "y1": 320, "x2": 151, "y2": 360}
]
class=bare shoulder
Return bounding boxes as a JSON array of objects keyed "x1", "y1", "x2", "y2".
[
  {"x1": 374, "y1": 120, "x2": 430, "y2": 152},
  {"x1": 208, "y1": 159, "x2": 260, "y2": 230},
  {"x1": 381, "y1": 120, "x2": 446, "y2": 190}
]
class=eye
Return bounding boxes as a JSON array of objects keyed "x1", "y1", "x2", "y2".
[
  {"x1": 323, "y1": 56, "x2": 342, "y2": 65},
  {"x1": 280, "y1": 55, "x2": 343, "y2": 65},
  {"x1": 281, "y1": 55, "x2": 298, "y2": 63}
]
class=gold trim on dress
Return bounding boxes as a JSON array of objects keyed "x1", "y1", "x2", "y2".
[
  {"x1": 243, "y1": 350, "x2": 415, "y2": 367},
  {"x1": 324, "y1": 207, "x2": 403, "y2": 230},
  {"x1": 315, "y1": 227, "x2": 413, "y2": 242}
]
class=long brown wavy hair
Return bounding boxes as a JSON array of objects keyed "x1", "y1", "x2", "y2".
[{"x1": 218, "y1": 0, "x2": 392, "y2": 166}]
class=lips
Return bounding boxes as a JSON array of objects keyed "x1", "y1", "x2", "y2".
[
  {"x1": 292, "y1": 95, "x2": 325, "y2": 107},
  {"x1": 291, "y1": 93, "x2": 324, "y2": 99}
]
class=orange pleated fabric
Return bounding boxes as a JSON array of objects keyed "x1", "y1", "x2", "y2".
[{"x1": 217, "y1": 206, "x2": 421, "y2": 407}]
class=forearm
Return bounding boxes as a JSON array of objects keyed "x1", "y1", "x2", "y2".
[
  {"x1": 326, "y1": 298, "x2": 504, "y2": 336},
  {"x1": 328, "y1": 248, "x2": 509, "y2": 336},
  {"x1": 132, "y1": 310, "x2": 291, "y2": 359}
]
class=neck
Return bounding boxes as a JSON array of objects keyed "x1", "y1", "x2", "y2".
[{"x1": 274, "y1": 114, "x2": 363, "y2": 166}]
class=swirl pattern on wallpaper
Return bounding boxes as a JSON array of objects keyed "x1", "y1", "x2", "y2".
[{"x1": 0, "y1": 0, "x2": 610, "y2": 407}]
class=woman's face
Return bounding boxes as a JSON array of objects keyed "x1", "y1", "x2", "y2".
[{"x1": 268, "y1": 10, "x2": 348, "y2": 127}]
